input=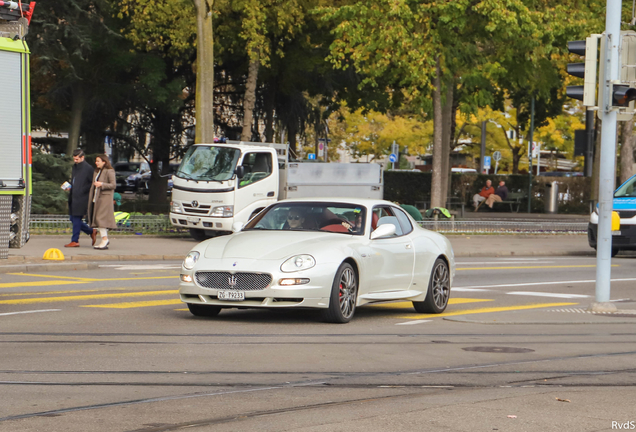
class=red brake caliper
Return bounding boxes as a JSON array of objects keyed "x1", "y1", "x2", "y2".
[{"x1": 339, "y1": 284, "x2": 343, "y2": 297}]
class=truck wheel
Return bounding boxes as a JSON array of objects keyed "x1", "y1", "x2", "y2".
[
  {"x1": 187, "y1": 303, "x2": 222, "y2": 317},
  {"x1": 189, "y1": 229, "x2": 208, "y2": 242}
]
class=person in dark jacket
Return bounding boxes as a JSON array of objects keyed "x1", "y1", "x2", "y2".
[
  {"x1": 485, "y1": 181, "x2": 509, "y2": 208},
  {"x1": 65, "y1": 149, "x2": 97, "y2": 247}
]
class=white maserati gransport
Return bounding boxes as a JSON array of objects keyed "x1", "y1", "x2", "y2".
[{"x1": 179, "y1": 198, "x2": 454, "y2": 323}]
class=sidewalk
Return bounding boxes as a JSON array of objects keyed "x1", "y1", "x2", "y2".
[{"x1": 0, "y1": 233, "x2": 596, "y2": 274}]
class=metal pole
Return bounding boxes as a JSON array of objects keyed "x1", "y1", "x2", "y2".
[
  {"x1": 586, "y1": 109, "x2": 595, "y2": 177},
  {"x1": 527, "y1": 97, "x2": 535, "y2": 213},
  {"x1": 595, "y1": 0, "x2": 621, "y2": 307},
  {"x1": 480, "y1": 122, "x2": 486, "y2": 173}
]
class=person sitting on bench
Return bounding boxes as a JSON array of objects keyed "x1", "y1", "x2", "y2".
[
  {"x1": 473, "y1": 179, "x2": 494, "y2": 209},
  {"x1": 485, "y1": 181, "x2": 509, "y2": 209}
]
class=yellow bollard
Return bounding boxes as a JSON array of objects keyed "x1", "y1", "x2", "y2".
[
  {"x1": 611, "y1": 211, "x2": 621, "y2": 232},
  {"x1": 43, "y1": 248, "x2": 65, "y2": 261}
]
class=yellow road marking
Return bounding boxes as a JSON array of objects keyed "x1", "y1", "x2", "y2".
[
  {"x1": 0, "y1": 281, "x2": 87, "y2": 289},
  {"x1": 8, "y1": 273, "x2": 99, "y2": 281},
  {"x1": 83, "y1": 299, "x2": 182, "y2": 309},
  {"x1": 91, "y1": 276, "x2": 178, "y2": 281},
  {"x1": 0, "y1": 290, "x2": 178, "y2": 305},
  {"x1": 457, "y1": 265, "x2": 618, "y2": 271},
  {"x1": 400, "y1": 302, "x2": 579, "y2": 319},
  {"x1": 174, "y1": 308, "x2": 188, "y2": 311},
  {"x1": 368, "y1": 298, "x2": 493, "y2": 309}
]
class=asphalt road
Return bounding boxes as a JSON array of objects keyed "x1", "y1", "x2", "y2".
[{"x1": 0, "y1": 256, "x2": 635, "y2": 431}]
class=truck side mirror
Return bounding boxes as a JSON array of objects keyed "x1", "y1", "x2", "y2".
[{"x1": 235, "y1": 166, "x2": 246, "y2": 179}]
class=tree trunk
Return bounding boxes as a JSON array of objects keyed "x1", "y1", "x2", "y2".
[
  {"x1": 241, "y1": 59, "x2": 260, "y2": 141},
  {"x1": 67, "y1": 84, "x2": 86, "y2": 155},
  {"x1": 621, "y1": 119, "x2": 634, "y2": 184},
  {"x1": 512, "y1": 147, "x2": 521, "y2": 174},
  {"x1": 440, "y1": 83, "x2": 453, "y2": 207},
  {"x1": 430, "y1": 58, "x2": 444, "y2": 209},
  {"x1": 148, "y1": 112, "x2": 171, "y2": 206},
  {"x1": 264, "y1": 82, "x2": 275, "y2": 142},
  {"x1": 193, "y1": 0, "x2": 215, "y2": 144}
]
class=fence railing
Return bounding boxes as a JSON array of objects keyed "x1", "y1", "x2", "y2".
[
  {"x1": 29, "y1": 214, "x2": 187, "y2": 234},
  {"x1": 416, "y1": 220, "x2": 588, "y2": 234}
]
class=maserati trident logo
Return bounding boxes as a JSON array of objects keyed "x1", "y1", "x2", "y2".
[
  {"x1": 191, "y1": 200, "x2": 199, "y2": 208},
  {"x1": 228, "y1": 275, "x2": 237, "y2": 287}
]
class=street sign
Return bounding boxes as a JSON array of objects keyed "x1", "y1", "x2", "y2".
[
  {"x1": 308, "y1": 153, "x2": 316, "y2": 160},
  {"x1": 389, "y1": 153, "x2": 398, "y2": 163},
  {"x1": 483, "y1": 156, "x2": 491, "y2": 169},
  {"x1": 492, "y1": 151, "x2": 501, "y2": 162}
]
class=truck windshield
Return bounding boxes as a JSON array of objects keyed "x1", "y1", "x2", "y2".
[
  {"x1": 615, "y1": 176, "x2": 636, "y2": 197},
  {"x1": 176, "y1": 146, "x2": 240, "y2": 181}
]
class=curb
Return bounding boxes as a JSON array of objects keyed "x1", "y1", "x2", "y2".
[{"x1": 0, "y1": 255, "x2": 184, "y2": 274}]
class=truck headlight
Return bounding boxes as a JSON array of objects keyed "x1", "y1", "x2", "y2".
[
  {"x1": 183, "y1": 251, "x2": 200, "y2": 269},
  {"x1": 281, "y1": 255, "x2": 316, "y2": 273},
  {"x1": 171, "y1": 201, "x2": 183, "y2": 214},
  {"x1": 211, "y1": 205, "x2": 233, "y2": 217}
]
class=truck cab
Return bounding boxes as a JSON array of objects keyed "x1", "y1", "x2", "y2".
[
  {"x1": 169, "y1": 142, "x2": 286, "y2": 240},
  {"x1": 588, "y1": 174, "x2": 636, "y2": 256}
]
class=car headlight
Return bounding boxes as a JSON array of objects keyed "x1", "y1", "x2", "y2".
[
  {"x1": 171, "y1": 201, "x2": 183, "y2": 214},
  {"x1": 183, "y1": 251, "x2": 200, "y2": 270},
  {"x1": 210, "y1": 205, "x2": 233, "y2": 217},
  {"x1": 281, "y1": 254, "x2": 316, "y2": 273}
]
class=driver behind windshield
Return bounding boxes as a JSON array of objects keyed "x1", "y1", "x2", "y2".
[{"x1": 285, "y1": 209, "x2": 305, "y2": 230}]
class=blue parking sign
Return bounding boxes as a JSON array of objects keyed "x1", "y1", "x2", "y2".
[
  {"x1": 308, "y1": 153, "x2": 316, "y2": 160},
  {"x1": 483, "y1": 156, "x2": 491, "y2": 169}
]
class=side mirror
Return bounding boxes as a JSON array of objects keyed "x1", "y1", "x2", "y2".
[
  {"x1": 370, "y1": 224, "x2": 396, "y2": 240},
  {"x1": 232, "y1": 221, "x2": 244, "y2": 233},
  {"x1": 235, "y1": 166, "x2": 246, "y2": 179}
]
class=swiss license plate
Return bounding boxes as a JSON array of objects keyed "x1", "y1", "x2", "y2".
[
  {"x1": 187, "y1": 217, "x2": 201, "y2": 224},
  {"x1": 612, "y1": 231, "x2": 622, "y2": 236},
  {"x1": 217, "y1": 290, "x2": 245, "y2": 301}
]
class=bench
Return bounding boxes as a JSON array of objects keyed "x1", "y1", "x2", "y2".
[{"x1": 475, "y1": 191, "x2": 526, "y2": 212}]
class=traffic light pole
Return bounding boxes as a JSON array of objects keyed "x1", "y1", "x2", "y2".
[{"x1": 593, "y1": 0, "x2": 621, "y2": 311}]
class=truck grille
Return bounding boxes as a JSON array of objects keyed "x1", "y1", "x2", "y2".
[
  {"x1": 195, "y1": 272, "x2": 272, "y2": 291},
  {"x1": 183, "y1": 203, "x2": 211, "y2": 215},
  {"x1": 617, "y1": 210, "x2": 636, "y2": 219}
]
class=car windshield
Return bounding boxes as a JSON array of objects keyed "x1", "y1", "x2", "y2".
[
  {"x1": 244, "y1": 202, "x2": 367, "y2": 235},
  {"x1": 176, "y1": 146, "x2": 240, "y2": 181},
  {"x1": 615, "y1": 176, "x2": 636, "y2": 197}
]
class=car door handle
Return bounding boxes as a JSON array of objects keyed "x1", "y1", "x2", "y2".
[{"x1": 405, "y1": 244, "x2": 412, "y2": 249}]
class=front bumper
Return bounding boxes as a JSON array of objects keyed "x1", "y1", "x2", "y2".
[
  {"x1": 170, "y1": 213, "x2": 234, "y2": 231},
  {"x1": 179, "y1": 259, "x2": 336, "y2": 309},
  {"x1": 588, "y1": 222, "x2": 636, "y2": 250}
]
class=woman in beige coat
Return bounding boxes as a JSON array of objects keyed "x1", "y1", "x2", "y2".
[{"x1": 87, "y1": 154, "x2": 117, "y2": 250}]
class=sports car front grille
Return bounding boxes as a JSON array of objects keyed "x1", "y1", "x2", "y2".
[{"x1": 195, "y1": 271, "x2": 272, "y2": 291}]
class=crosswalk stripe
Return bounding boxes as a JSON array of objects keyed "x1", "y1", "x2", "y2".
[
  {"x1": 82, "y1": 299, "x2": 182, "y2": 309},
  {"x1": 0, "y1": 281, "x2": 87, "y2": 289},
  {"x1": 0, "y1": 290, "x2": 178, "y2": 305},
  {"x1": 399, "y1": 302, "x2": 579, "y2": 319},
  {"x1": 367, "y1": 298, "x2": 493, "y2": 309}
]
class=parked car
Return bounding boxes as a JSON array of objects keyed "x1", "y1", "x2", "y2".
[
  {"x1": 114, "y1": 162, "x2": 149, "y2": 193},
  {"x1": 179, "y1": 198, "x2": 455, "y2": 323},
  {"x1": 139, "y1": 163, "x2": 179, "y2": 194}
]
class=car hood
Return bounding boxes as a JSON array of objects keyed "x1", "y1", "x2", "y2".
[{"x1": 203, "y1": 231, "x2": 352, "y2": 260}]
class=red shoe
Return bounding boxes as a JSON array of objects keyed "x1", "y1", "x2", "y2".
[
  {"x1": 91, "y1": 229, "x2": 97, "y2": 246},
  {"x1": 64, "y1": 242, "x2": 80, "y2": 247}
]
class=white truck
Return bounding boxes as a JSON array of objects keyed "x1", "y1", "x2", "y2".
[
  {"x1": 0, "y1": 3, "x2": 35, "y2": 259},
  {"x1": 169, "y1": 141, "x2": 383, "y2": 240}
]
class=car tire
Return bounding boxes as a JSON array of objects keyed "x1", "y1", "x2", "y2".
[
  {"x1": 187, "y1": 303, "x2": 222, "y2": 317},
  {"x1": 189, "y1": 229, "x2": 208, "y2": 242},
  {"x1": 413, "y1": 258, "x2": 450, "y2": 314},
  {"x1": 321, "y1": 262, "x2": 358, "y2": 324}
]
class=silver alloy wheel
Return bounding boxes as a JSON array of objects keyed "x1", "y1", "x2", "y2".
[
  {"x1": 431, "y1": 262, "x2": 450, "y2": 309},
  {"x1": 338, "y1": 267, "x2": 357, "y2": 319}
]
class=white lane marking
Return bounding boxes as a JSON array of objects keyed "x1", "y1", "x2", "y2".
[
  {"x1": 396, "y1": 320, "x2": 432, "y2": 326},
  {"x1": 454, "y1": 278, "x2": 636, "y2": 290},
  {"x1": 452, "y1": 288, "x2": 492, "y2": 292},
  {"x1": 507, "y1": 291, "x2": 591, "y2": 299},
  {"x1": 98, "y1": 265, "x2": 181, "y2": 271},
  {"x1": 0, "y1": 309, "x2": 61, "y2": 317},
  {"x1": 455, "y1": 258, "x2": 595, "y2": 265}
]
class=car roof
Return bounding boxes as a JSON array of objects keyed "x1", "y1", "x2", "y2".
[{"x1": 277, "y1": 197, "x2": 398, "y2": 208}]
